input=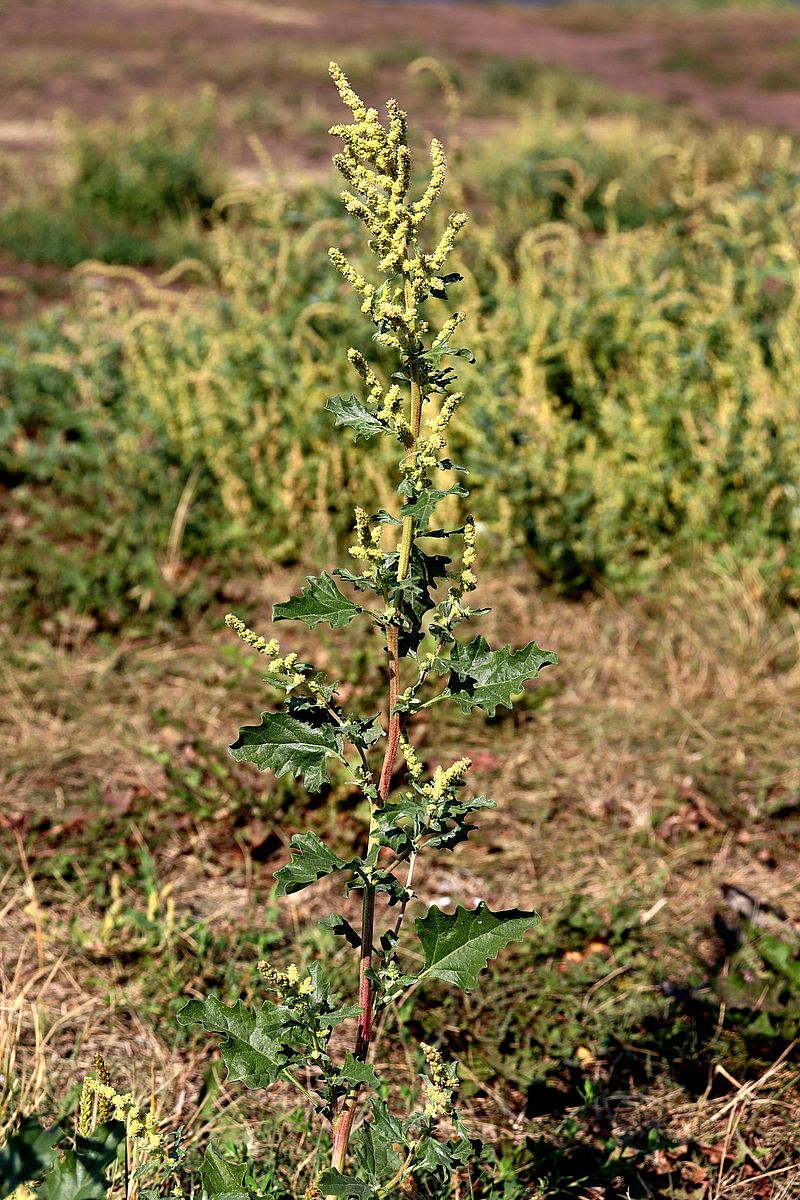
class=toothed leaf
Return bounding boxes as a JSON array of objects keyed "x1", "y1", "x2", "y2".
[
  {"x1": 201, "y1": 1147, "x2": 251, "y2": 1200},
  {"x1": 416, "y1": 903, "x2": 539, "y2": 992},
  {"x1": 326, "y1": 394, "x2": 388, "y2": 441},
  {"x1": 442, "y1": 636, "x2": 557, "y2": 716},
  {"x1": 336, "y1": 1051, "x2": 381, "y2": 1090},
  {"x1": 176, "y1": 996, "x2": 293, "y2": 1088},
  {"x1": 273, "y1": 573, "x2": 363, "y2": 630},
  {"x1": 316, "y1": 1171, "x2": 374, "y2": 1199},
  {"x1": 274, "y1": 832, "x2": 358, "y2": 897},
  {"x1": 230, "y1": 711, "x2": 343, "y2": 793}
]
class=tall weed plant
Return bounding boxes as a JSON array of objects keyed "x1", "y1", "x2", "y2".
[{"x1": 0, "y1": 62, "x2": 557, "y2": 1199}]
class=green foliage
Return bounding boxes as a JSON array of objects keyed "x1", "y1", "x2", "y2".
[
  {"x1": 176, "y1": 997, "x2": 295, "y2": 1090},
  {"x1": 274, "y1": 832, "x2": 356, "y2": 897},
  {"x1": 0, "y1": 1121, "x2": 125, "y2": 1200},
  {"x1": 442, "y1": 637, "x2": 557, "y2": 716},
  {"x1": 229, "y1": 711, "x2": 345, "y2": 793},
  {"x1": 37, "y1": 1125, "x2": 125, "y2": 1200},
  {"x1": 0, "y1": 1116, "x2": 61, "y2": 1198},
  {"x1": 0, "y1": 92, "x2": 223, "y2": 269},
  {"x1": 273, "y1": 573, "x2": 364, "y2": 629},
  {"x1": 7, "y1": 98, "x2": 800, "y2": 623},
  {"x1": 179, "y1": 62, "x2": 555, "y2": 1194},
  {"x1": 416, "y1": 905, "x2": 540, "y2": 992}
]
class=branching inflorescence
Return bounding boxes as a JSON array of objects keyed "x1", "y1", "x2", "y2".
[{"x1": 181, "y1": 63, "x2": 557, "y2": 1198}]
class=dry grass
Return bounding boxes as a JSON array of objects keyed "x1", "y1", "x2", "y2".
[{"x1": 2, "y1": 563, "x2": 800, "y2": 1192}]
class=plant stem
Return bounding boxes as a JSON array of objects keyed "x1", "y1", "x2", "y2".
[
  {"x1": 397, "y1": 274, "x2": 423, "y2": 582},
  {"x1": 329, "y1": 288, "x2": 421, "y2": 1184},
  {"x1": 329, "y1": 620, "x2": 401, "y2": 1183}
]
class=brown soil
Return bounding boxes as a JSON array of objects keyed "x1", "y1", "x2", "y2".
[{"x1": 1, "y1": 0, "x2": 800, "y2": 170}]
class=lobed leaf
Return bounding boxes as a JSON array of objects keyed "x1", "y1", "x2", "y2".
[
  {"x1": 230, "y1": 711, "x2": 343, "y2": 793},
  {"x1": 325, "y1": 394, "x2": 388, "y2": 442},
  {"x1": 336, "y1": 1050, "x2": 380, "y2": 1090},
  {"x1": 316, "y1": 1170, "x2": 375, "y2": 1199},
  {"x1": 401, "y1": 484, "x2": 468, "y2": 532},
  {"x1": 416, "y1": 903, "x2": 539, "y2": 992},
  {"x1": 273, "y1": 572, "x2": 363, "y2": 630},
  {"x1": 275, "y1": 832, "x2": 358, "y2": 897},
  {"x1": 176, "y1": 996, "x2": 293, "y2": 1088},
  {"x1": 443, "y1": 635, "x2": 557, "y2": 716},
  {"x1": 201, "y1": 1146, "x2": 251, "y2": 1199},
  {"x1": 354, "y1": 1099, "x2": 406, "y2": 1184}
]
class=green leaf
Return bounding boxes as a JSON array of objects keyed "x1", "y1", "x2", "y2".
[
  {"x1": 354, "y1": 1099, "x2": 406, "y2": 1184},
  {"x1": 416, "y1": 903, "x2": 539, "y2": 991},
  {"x1": 273, "y1": 573, "x2": 363, "y2": 630},
  {"x1": 336, "y1": 1051, "x2": 380, "y2": 1090},
  {"x1": 37, "y1": 1156, "x2": 107, "y2": 1200},
  {"x1": 176, "y1": 996, "x2": 293, "y2": 1088},
  {"x1": 37, "y1": 1125, "x2": 125, "y2": 1200},
  {"x1": 401, "y1": 485, "x2": 467, "y2": 531},
  {"x1": 316, "y1": 1170, "x2": 375, "y2": 1199},
  {"x1": 443, "y1": 636, "x2": 557, "y2": 716},
  {"x1": 0, "y1": 1116, "x2": 62, "y2": 1197},
  {"x1": 275, "y1": 832, "x2": 357, "y2": 897},
  {"x1": 230, "y1": 711, "x2": 343, "y2": 793},
  {"x1": 201, "y1": 1146, "x2": 251, "y2": 1199},
  {"x1": 320, "y1": 912, "x2": 361, "y2": 947},
  {"x1": 326, "y1": 394, "x2": 387, "y2": 441}
]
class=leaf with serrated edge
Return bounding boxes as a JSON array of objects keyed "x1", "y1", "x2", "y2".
[
  {"x1": 201, "y1": 1147, "x2": 248, "y2": 1198},
  {"x1": 275, "y1": 832, "x2": 357, "y2": 897},
  {"x1": 337, "y1": 1050, "x2": 380, "y2": 1090},
  {"x1": 325, "y1": 394, "x2": 387, "y2": 441},
  {"x1": 230, "y1": 711, "x2": 343, "y2": 793},
  {"x1": 416, "y1": 903, "x2": 539, "y2": 992},
  {"x1": 273, "y1": 573, "x2": 363, "y2": 630},
  {"x1": 316, "y1": 1170, "x2": 375, "y2": 1199},
  {"x1": 176, "y1": 997, "x2": 292, "y2": 1088},
  {"x1": 444, "y1": 636, "x2": 557, "y2": 716}
]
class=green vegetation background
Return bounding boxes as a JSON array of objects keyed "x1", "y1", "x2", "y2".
[{"x1": 4, "y1": 56, "x2": 800, "y2": 628}]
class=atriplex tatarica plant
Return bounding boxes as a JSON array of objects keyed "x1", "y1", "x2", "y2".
[{"x1": 181, "y1": 63, "x2": 557, "y2": 1197}]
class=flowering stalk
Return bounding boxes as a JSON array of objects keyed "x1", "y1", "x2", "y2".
[{"x1": 180, "y1": 62, "x2": 556, "y2": 1198}]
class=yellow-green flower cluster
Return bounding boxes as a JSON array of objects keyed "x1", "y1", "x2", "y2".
[
  {"x1": 347, "y1": 348, "x2": 382, "y2": 407},
  {"x1": 80, "y1": 1075, "x2": 164, "y2": 1155},
  {"x1": 328, "y1": 247, "x2": 375, "y2": 315},
  {"x1": 423, "y1": 757, "x2": 471, "y2": 807},
  {"x1": 225, "y1": 612, "x2": 279, "y2": 657},
  {"x1": 258, "y1": 960, "x2": 316, "y2": 1001},
  {"x1": 457, "y1": 515, "x2": 477, "y2": 593},
  {"x1": 349, "y1": 506, "x2": 383, "y2": 575},
  {"x1": 400, "y1": 735, "x2": 424, "y2": 781},
  {"x1": 424, "y1": 211, "x2": 468, "y2": 275},
  {"x1": 420, "y1": 1043, "x2": 456, "y2": 1119},
  {"x1": 225, "y1": 612, "x2": 305, "y2": 685},
  {"x1": 79, "y1": 1053, "x2": 113, "y2": 1135},
  {"x1": 328, "y1": 62, "x2": 414, "y2": 277}
]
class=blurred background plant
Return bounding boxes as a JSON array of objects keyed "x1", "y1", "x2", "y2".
[{"x1": 4, "y1": 90, "x2": 800, "y2": 626}]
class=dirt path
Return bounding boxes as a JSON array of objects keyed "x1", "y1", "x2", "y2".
[{"x1": 1, "y1": 0, "x2": 800, "y2": 166}]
